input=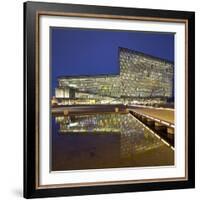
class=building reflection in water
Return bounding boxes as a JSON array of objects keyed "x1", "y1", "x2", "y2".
[{"x1": 52, "y1": 113, "x2": 174, "y2": 171}]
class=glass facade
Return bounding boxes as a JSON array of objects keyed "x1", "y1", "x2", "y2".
[{"x1": 53, "y1": 47, "x2": 174, "y2": 106}]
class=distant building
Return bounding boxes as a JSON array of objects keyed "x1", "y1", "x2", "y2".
[{"x1": 53, "y1": 47, "x2": 174, "y2": 106}]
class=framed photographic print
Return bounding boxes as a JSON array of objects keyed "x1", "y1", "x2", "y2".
[{"x1": 24, "y1": 1, "x2": 195, "y2": 198}]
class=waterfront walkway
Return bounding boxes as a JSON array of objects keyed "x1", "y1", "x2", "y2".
[
  {"x1": 52, "y1": 104, "x2": 174, "y2": 125},
  {"x1": 128, "y1": 106, "x2": 174, "y2": 125}
]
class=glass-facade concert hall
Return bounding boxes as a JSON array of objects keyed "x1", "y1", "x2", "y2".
[{"x1": 52, "y1": 47, "x2": 174, "y2": 107}]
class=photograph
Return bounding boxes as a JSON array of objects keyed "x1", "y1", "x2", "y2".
[
  {"x1": 50, "y1": 27, "x2": 175, "y2": 171},
  {"x1": 23, "y1": 1, "x2": 195, "y2": 198}
]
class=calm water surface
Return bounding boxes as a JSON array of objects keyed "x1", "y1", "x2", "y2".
[{"x1": 51, "y1": 113, "x2": 174, "y2": 171}]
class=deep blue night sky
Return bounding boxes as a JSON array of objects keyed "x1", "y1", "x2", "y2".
[{"x1": 51, "y1": 27, "x2": 174, "y2": 96}]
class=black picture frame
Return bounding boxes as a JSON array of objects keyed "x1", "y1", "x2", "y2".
[{"x1": 24, "y1": 1, "x2": 195, "y2": 198}]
